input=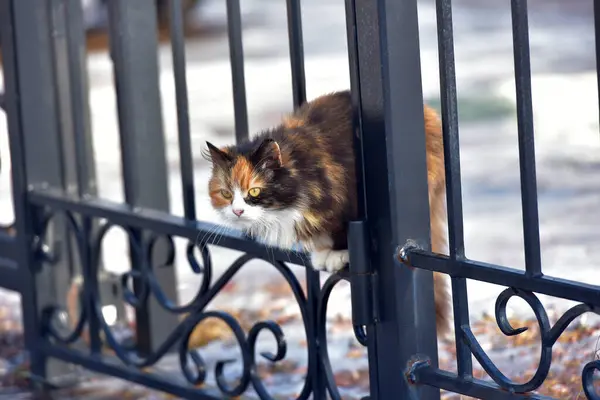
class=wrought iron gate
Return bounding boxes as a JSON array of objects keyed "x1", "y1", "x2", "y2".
[{"x1": 0, "y1": 0, "x2": 598, "y2": 399}]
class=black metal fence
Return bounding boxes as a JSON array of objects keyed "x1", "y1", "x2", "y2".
[{"x1": 0, "y1": 0, "x2": 598, "y2": 399}]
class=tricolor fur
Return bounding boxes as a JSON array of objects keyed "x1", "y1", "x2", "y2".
[{"x1": 204, "y1": 90, "x2": 451, "y2": 334}]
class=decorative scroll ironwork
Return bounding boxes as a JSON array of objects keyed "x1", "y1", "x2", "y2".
[
  {"x1": 400, "y1": 245, "x2": 600, "y2": 399},
  {"x1": 583, "y1": 360, "x2": 600, "y2": 400},
  {"x1": 34, "y1": 207, "x2": 356, "y2": 399},
  {"x1": 462, "y1": 288, "x2": 598, "y2": 394}
]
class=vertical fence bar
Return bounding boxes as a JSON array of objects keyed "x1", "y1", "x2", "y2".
[
  {"x1": 284, "y1": 2, "x2": 326, "y2": 398},
  {"x1": 344, "y1": 0, "x2": 367, "y2": 218},
  {"x1": 63, "y1": 0, "x2": 106, "y2": 354},
  {"x1": 169, "y1": 0, "x2": 196, "y2": 220},
  {"x1": 434, "y1": 0, "x2": 472, "y2": 378},
  {"x1": 107, "y1": 0, "x2": 178, "y2": 354},
  {"x1": 450, "y1": 277, "x2": 471, "y2": 377},
  {"x1": 343, "y1": 0, "x2": 377, "y2": 397},
  {"x1": 226, "y1": 0, "x2": 249, "y2": 144},
  {"x1": 284, "y1": 1, "x2": 326, "y2": 397},
  {"x1": 286, "y1": 0, "x2": 307, "y2": 108},
  {"x1": 510, "y1": 0, "x2": 542, "y2": 278},
  {"x1": 49, "y1": 0, "x2": 79, "y2": 198},
  {"x1": 46, "y1": 1, "x2": 88, "y2": 368},
  {"x1": 4, "y1": 0, "x2": 77, "y2": 381},
  {"x1": 435, "y1": 0, "x2": 464, "y2": 260},
  {"x1": 64, "y1": 0, "x2": 97, "y2": 197},
  {"x1": 352, "y1": 0, "x2": 440, "y2": 398}
]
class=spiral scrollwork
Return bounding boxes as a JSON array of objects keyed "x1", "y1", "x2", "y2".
[
  {"x1": 582, "y1": 360, "x2": 600, "y2": 400},
  {"x1": 178, "y1": 310, "x2": 252, "y2": 396},
  {"x1": 353, "y1": 324, "x2": 368, "y2": 347},
  {"x1": 462, "y1": 287, "x2": 599, "y2": 394},
  {"x1": 247, "y1": 320, "x2": 288, "y2": 398},
  {"x1": 35, "y1": 208, "x2": 354, "y2": 399},
  {"x1": 35, "y1": 205, "x2": 600, "y2": 400},
  {"x1": 142, "y1": 234, "x2": 213, "y2": 313}
]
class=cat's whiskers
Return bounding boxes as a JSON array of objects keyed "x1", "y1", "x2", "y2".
[
  {"x1": 212, "y1": 224, "x2": 230, "y2": 248},
  {"x1": 196, "y1": 223, "x2": 219, "y2": 253},
  {"x1": 202, "y1": 226, "x2": 220, "y2": 254},
  {"x1": 199, "y1": 220, "x2": 231, "y2": 254}
]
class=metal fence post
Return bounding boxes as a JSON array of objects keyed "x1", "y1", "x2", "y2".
[
  {"x1": 348, "y1": 0, "x2": 441, "y2": 398},
  {"x1": 106, "y1": 0, "x2": 178, "y2": 354},
  {"x1": 3, "y1": 0, "x2": 82, "y2": 383}
]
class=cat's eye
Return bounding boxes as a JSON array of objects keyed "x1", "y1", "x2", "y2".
[
  {"x1": 221, "y1": 189, "x2": 232, "y2": 199},
  {"x1": 248, "y1": 187, "x2": 261, "y2": 197}
]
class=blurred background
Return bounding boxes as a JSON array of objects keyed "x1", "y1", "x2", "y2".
[{"x1": 0, "y1": 0, "x2": 598, "y2": 398}]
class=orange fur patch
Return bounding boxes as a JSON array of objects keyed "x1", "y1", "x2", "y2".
[
  {"x1": 283, "y1": 116, "x2": 305, "y2": 129},
  {"x1": 230, "y1": 157, "x2": 265, "y2": 193},
  {"x1": 231, "y1": 158, "x2": 254, "y2": 192},
  {"x1": 208, "y1": 176, "x2": 230, "y2": 208},
  {"x1": 209, "y1": 192, "x2": 230, "y2": 208}
]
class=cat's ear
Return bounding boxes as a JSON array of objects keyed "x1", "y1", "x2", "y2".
[
  {"x1": 251, "y1": 138, "x2": 282, "y2": 169},
  {"x1": 203, "y1": 141, "x2": 232, "y2": 168}
]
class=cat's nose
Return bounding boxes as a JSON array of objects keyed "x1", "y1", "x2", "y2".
[{"x1": 232, "y1": 208, "x2": 244, "y2": 217}]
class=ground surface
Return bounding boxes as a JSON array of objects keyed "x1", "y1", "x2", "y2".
[{"x1": 0, "y1": 0, "x2": 599, "y2": 398}]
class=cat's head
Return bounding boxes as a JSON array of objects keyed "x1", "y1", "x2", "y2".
[{"x1": 204, "y1": 138, "x2": 301, "y2": 230}]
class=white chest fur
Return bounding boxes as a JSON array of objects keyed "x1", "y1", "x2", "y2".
[{"x1": 247, "y1": 208, "x2": 303, "y2": 250}]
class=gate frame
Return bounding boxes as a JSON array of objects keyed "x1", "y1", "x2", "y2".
[{"x1": 347, "y1": 0, "x2": 440, "y2": 398}]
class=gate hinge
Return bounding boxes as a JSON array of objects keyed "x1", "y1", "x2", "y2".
[{"x1": 348, "y1": 220, "x2": 379, "y2": 327}]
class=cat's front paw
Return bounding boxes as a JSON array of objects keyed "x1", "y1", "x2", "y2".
[{"x1": 310, "y1": 249, "x2": 349, "y2": 273}]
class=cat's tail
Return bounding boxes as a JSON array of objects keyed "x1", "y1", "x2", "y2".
[
  {"x1": 430, "y1": 189, "x2": 452, "y2": 337},
  {"x1": 433, "y1": 271, "x2": 451, "y2": 336},
  {"x1": 424, "y1": 103, "x2": 452, "y2": 337}
]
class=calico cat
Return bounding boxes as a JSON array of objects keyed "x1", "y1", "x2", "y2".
[{"x1": 205, "y1": 90, "x2": 451, "y2": 334}]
